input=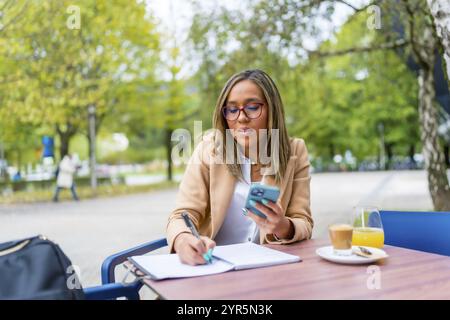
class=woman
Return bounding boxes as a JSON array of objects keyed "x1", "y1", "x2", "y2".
[{"x1": 167, "y1": 69, "x2": 313, "y2": 265}]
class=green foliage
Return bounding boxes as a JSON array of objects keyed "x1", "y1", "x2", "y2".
[
  {"x1": 0, "y1": 0, "x2": 161, "y2": 162},
  {"x1": 187, "y1": 0, "x2": 421, "y2": 164},
  {"x1": 0, "y1": 180, "x2": 178, "y2": 204},
  {"x1": 0, "y1": 0, "x2": 431, "y2": 171}
]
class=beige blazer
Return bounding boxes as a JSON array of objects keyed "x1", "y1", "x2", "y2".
[{"x1": 166, "y1": 134, "x2": 313, "y2": 252}]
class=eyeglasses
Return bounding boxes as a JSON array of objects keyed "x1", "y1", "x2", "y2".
[{"x1": 221, "y1": 102, "x2": 264, "y2": 121}]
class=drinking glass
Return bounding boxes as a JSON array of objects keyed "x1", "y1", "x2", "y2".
[
  {"x1": 351, "y1": 206, "x2": 384, "y2": 249},
  {"x1": 329, "y1": 223, "x2": 353, "y2": 256}
]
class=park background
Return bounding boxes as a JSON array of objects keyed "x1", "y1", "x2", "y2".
[{"x1": 1, "y1": 0, "x2": 450, "y2": 295}]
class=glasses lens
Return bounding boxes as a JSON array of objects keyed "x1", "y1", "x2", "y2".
[
  {"x1": 223, "y1": 107, "x2": 239, "y2": 120},
  {"x1": 244, "y1": 104, "x2": 262, "y2": 118}
]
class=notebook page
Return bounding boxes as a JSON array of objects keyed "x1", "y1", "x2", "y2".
[
  {"x1": 212, "y1": 242, "x2": 301, "y2": 270},
  {"x1": 130, "y1": 254, "x2": 234, "y2": 280}
]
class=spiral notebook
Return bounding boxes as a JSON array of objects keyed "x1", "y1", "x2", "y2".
[{"x1": 129, "y1": 242, "x2": 301, "y2": 280}]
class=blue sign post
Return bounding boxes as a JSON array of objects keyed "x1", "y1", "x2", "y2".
[{"x1": 42, "y1": 136, "x2": 54, "y2": 158}]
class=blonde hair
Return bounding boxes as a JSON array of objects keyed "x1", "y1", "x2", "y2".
[{"x1": 212, "y1": 69, "x2": 291, "y2": 184}]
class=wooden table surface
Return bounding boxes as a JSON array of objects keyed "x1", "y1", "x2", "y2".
[{"x1": 129, "y1": 239, "x2": 450, "y2": 300}]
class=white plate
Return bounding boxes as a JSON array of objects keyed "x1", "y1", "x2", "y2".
[{"x1": 316, "y1": 246, "x2": 388, "y2": 265}]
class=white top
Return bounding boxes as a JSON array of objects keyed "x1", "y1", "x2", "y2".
[
  {"x1": 214, "y1": 153, "x2": 260, "y2": 246},
  {"x1": 56, "y1": 155, "x2": 77, "y2": 188}
]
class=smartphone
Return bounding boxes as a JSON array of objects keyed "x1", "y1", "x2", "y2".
[{"x1": 245, "y1": 183, "x2": 280, "y2": 219}]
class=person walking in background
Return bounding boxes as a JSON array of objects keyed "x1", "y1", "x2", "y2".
[{"x1": 53, "y1": 154, "x2": 79, "y2": 202}]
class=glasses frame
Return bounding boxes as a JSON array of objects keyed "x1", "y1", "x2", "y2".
[{"x1": 221, "y1": 102, "x2": 264, "y2": 121}]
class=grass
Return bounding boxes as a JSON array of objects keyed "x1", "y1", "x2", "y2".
[
  {"x1": 0, "y1": 180, "x2": 179, "y2": 205},
  {"x1": 119, "y1": 167, "x2": 185, "y2": 178}
]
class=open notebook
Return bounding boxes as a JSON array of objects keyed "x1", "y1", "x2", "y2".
[{"x1": 129, "y1": 242, "x2": 301, "y2": 280}]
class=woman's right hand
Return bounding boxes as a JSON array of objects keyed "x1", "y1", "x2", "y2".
[{"x1": 173, "y1": 232, "x2": 216, "y2": 266}]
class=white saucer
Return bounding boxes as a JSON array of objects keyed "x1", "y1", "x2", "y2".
[{"x1": 316, "y1": 246, "x2": 388, "y2": 265}]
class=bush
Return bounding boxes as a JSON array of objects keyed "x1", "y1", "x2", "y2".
[{"x1": 0, "y1": 176, "x2": 120, "y2": 193}]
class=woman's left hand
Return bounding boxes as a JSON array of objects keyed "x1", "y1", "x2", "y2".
[{"x1": 244, "y1": 200, "x2": 293, "y2": 240}]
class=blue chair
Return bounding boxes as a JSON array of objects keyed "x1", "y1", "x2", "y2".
[
  {"x1": 83, "y1": 282, "x2": 144, "y2": 300},
  {"x1": 380, "y1": 210, "x2": 450, "y2": 257},
  {"x1": 83, "y1": 238, "x2": 168, "y2": 300}
]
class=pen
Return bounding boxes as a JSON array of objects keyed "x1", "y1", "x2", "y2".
[{"x1": 181, "y1": 212, "x2": 213, "y2": 264}]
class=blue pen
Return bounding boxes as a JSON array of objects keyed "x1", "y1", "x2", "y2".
[{"x1": 181, "y1": 212, "x2": 213, "y2": 264}]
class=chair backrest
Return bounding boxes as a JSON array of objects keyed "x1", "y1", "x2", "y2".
[{"x1": 380, "y1": 210, "x2": 450, "y2": 257}]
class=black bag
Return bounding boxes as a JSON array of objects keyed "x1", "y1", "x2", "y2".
[{"x1": 0, "y1": 235, "x2": 85, "y2": 300}]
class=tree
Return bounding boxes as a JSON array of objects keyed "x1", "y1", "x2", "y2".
[
  {"x1": 316, "y1": 0, "x2": 450, "y2": 209},
  {"x1": 0, "y1": 1, "x2": 53, "y2": 169},
  {"x1": 156, "y1": 46, "x2": 198, "y2": 181},
  {"x1": 285, "y1": 0, "x2": 450, "y2": 209},
  {"x1": 427, "y1": 0, "x2": 450, "y2": 80},
  {"x1": 396, "y1": 0, "x2": 450, "y2": 210},
  {"x1": 1, "y1": 0, "x2": 161, "y2": 162},
  {"x1": 188, "y1": 1, "x2": 418, "y2": 157},
  {"x1": 187, "y1": 0, "x2": 449, "y2": 210},
  {"x1": 312, "y1": 0, "x2": 450, "y2": 209}
]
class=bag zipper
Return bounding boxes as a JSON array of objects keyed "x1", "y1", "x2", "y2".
[
  {"x1": 0, "y1": 239, "x2": 31, "y2": 257},
  {"x1": 0, "y1": 235, "x2": 53, "y2": 257}
]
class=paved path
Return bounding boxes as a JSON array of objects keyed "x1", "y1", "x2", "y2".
[{"x1": 0, "y1": 170, "x2": 439, "y2": 296}]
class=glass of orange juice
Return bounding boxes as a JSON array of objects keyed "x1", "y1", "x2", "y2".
[{"x1": 351, "y1": 206, "x2": 384, "y2": 248}]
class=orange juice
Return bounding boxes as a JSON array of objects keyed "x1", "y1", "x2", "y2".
[{"x1": 352, "y1": 227, "x2": 384, "y2": 248}]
